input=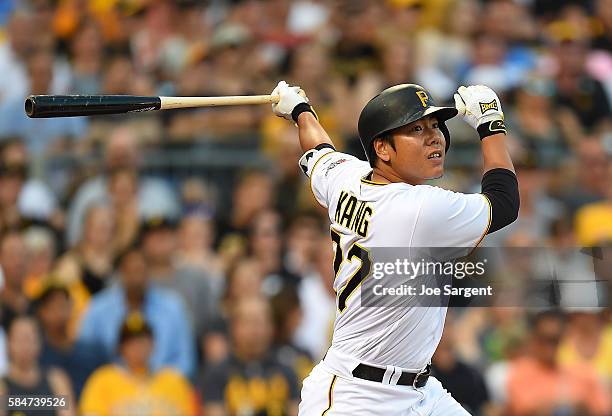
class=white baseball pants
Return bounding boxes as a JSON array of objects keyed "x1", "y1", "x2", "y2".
[{"x1": 298, "y1": 349, "x2": 470, "y2": 416}]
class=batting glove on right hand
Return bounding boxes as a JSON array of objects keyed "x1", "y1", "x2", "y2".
[
  {"x1": 271, "y1": 81, "x2": 316, "y2": 122},
  {"x1": 454, "y1": 85, "x2": 506, "y2": 140}
]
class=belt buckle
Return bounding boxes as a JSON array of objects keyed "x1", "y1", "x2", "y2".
[{"x1": 412, "y1": 365, "x2": 431, "y2": 388}]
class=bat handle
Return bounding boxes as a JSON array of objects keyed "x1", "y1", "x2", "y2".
[{"x1": 159, "y1": 94, "x2": 280, "y2": 109}]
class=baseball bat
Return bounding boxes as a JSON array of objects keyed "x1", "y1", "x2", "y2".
[{"x1": 25, "y1": 94, "x2": 281, "y2": 118}]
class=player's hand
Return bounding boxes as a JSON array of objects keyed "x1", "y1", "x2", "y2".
[
  {"x1": 454, "y1": 85, "x2": 506, "y2": 139},
  {"x1": 271, "y1": 80, "x2": 309, "y2": 121}
]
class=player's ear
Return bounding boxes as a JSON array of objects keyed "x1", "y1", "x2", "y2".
[{"x1": 373, "y1": 137, "x2": 391, "y2": 163}]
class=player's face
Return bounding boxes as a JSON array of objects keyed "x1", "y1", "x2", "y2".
[{"x1": 388, "y1": 116, "x2": 445, "y2": 184}]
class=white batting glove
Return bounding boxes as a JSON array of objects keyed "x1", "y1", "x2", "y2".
[
  {"x1": 271, "y1": 80, "x2": 312, "y2": 122},
  {"x1": 454, "y1": 85, "x2": 506, "y2": 139}
]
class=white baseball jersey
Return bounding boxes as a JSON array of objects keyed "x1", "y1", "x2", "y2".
[{"x1": 299, "y1": 147, "x2": 491, "y2": 371}]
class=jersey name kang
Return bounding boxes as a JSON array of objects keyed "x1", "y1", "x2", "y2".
[{"x1": 334, "y1": 191, "x2": 372, "y2": 238}]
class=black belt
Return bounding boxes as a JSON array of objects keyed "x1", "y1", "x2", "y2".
[{"x1": 352, "y1": 363, "x2": 431, "y2": 388}]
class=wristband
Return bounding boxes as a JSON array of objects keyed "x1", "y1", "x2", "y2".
[
  {"x1": 292, "y1": 102, "x2": 318, "y2": 122},
  {"x1": 477, "y1": 119, "x2": 507, "y2": 140}
]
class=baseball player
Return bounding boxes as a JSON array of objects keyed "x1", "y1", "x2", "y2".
[{"x1": 270, "y1": 81, "x2": 519, "y2": 415}]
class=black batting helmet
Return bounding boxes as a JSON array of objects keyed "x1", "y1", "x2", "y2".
[{"x1": 358, "y1": 84, "x2": 458, "y2": 164}]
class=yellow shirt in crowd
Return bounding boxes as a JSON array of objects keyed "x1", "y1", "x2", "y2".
[
  {"x1": 558, "y1": 325, "x2": 612, "y2": 380},
  {"x1": 575, "y1": 202, "x2": 612, "y2": 246},
  {"x1": 80, "y1": 365, "x2": 196, "y2": 416}
]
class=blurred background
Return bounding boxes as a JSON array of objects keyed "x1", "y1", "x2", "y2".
[{"x1": 0, "y1": 0, "x2": 610, "y2": 415}]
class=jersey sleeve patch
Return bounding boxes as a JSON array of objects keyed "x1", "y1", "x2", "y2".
[
  {"x1": 298, "y1": 147, "x2": 336, "y2": 178},
  {"x1": 299, "y1": 149, "x2": 364, "y2": 209}
]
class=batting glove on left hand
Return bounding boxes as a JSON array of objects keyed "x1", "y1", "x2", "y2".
[
  {"x1": 454, "y1": 85, "x2": 506, "y2": 139},
  {"x1": 271, "y1": 81, "x2": 316, "y2": 122}
]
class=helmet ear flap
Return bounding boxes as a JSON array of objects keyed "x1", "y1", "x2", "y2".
[{"x1": 439, "y1": 121, "x2": 451, "y2": 152}]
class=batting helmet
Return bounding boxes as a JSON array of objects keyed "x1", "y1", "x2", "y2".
[{"x1": 358, "y1": 84, "x2": 458, "y2": 164}]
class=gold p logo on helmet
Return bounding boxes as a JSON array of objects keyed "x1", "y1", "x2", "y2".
[{"x1": 416, "y1": 91, "x2": 429, "y2": 107}]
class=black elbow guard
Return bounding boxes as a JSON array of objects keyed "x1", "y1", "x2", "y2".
[{"x1": 481, "y1": 168, "x2": 520, "y2": 234}]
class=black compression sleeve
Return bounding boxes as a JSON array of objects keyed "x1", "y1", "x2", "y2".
[{"x1": 481, "y1": 168, "x2": 520, "y2": 234}]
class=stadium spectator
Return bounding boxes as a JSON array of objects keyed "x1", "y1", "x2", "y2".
[
  {"x1": 204, "y1": 254, "x2": 270, "y2": 361},
  {"x1": 593, "y1": 0, "x2": 612, "y2": 51},
  {"x1": 248, "y1": 209, "x2": 301, "y2": 290},
  {"x1": 216, "y1": 170, "x2": 275, "y2": 245},
  {"x1": 432, "y1": 324, "x2": 491, "y2": 416},
  {"x1": 507, "y1": 78, "x2": 567, "y2": 166},
  {"x1": 0, "y1": 139, "x2": 58, "y2": 229},
  {"x1": 574, "y1": 160, "x2": 612, "y2": 246},
  {"x1": 67, "y1": 21, "x2": 104, "y2": 95},
  {"x1": 269, "y1": 284, "x2": 314, "y2": 384},
  {"x1": 292, "y1": 230, "x2": 336, "y2": 360},
  {"x1": 490, "y1": 160, "x2": 564, "y2": 245},
  {"x1": 0, "y1": 48, "x2": 87, "y2": 159},
  {"x1": 286, "y1": 43, "x2": 334, "y2": 107},
  {"x1": 22, "y1": 225, "x2": 57, "y2": 298},
  {"x1": 551, "y1": 37, "x2": 611, "y2": 133},
  {"x1": 506, "y1": 310, "x2": 610, "y2": 416},
  {"x1": 175, "y1": 211, "x2": 224, "y2": 293},
  {"x1": 54, "y1": 204, "x2": 115, "y2": 331},
  {"x1": 140, "y1": 215, "x2": 218, "y2": 339},
  {"x1": 260, "y1": 121, "x2": 313, "y2": 218},
  {"x1": 454, "y1": 307, "x2": 527, "y2": 367},
  {"x1": 558, "y1": 136, "x2": 609, "y2": 215},
  {"x1": 463, "y1": 33, "x2": 513, "y2": 94},
  {"x1": 284, "y1": 213, "x2": 324, "y2": 277},
  {"x1": 78, "y1": 245, "x2": 196, "y2": 378},
  {"x1": 542, "y1": 217, "x2": 603, "y2": 309},
  {"x1": 65, "y1": 126, "x2": 179, "y2": 246},
  {"x1": 79, "y1": 312, "x2": 197, "y2": 416},
  {"x1": 0, "y1": 315, "x2": 75, "y2": 416},
  {"x1": 0, "y1": 145, "x2": 28, "y2": 232},
  {"x1": 200, "y1": 257, "x2": 267, "y2": 366},
  {"x1": 558, "y1": 311, "x2": 612, "y2": 380},
  {"x1": 0, "y1": 231, "x2": 30, "y2": 330},
  {"x1": 34, "y1": 283, "x2": 106, "y2": 399},
  {"x1": 483, "y1": 324, "x2": 526, "y2": 408},
  {"x1": 0, "y1": 10, "x2": 35, "y2": 105},
  {"x1": 201, "y1": 296, "x2": 299, "y2": 416},
  {"x1": 222, "y1": 258, "x2": 265, "y2": 310},
  {"x1": 106, "y1": 167, "x2": 141, "y2": 252}
]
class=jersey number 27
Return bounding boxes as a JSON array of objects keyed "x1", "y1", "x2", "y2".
[{"x1": 330, "y1": 229, "x2": 372, "y2": 312}]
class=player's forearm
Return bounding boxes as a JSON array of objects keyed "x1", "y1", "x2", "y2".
[
  {"x1": 481, "y1": 133, "x2": 515, "y2": 174},
  {"x1": 297, "y1": 112, "x2": 335, "y2": 153},
  {"x1": 480, "y1": 133, "x2": 519, "y2": 233}
]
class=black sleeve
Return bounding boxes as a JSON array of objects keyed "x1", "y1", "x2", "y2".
[{"x1": 481, "y1": 168, "x2": 520, "y2": 234}]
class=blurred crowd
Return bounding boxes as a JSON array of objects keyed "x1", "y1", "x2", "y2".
[{"x1": 0, "y1": 0, "x2": 610, "y2": 415}]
